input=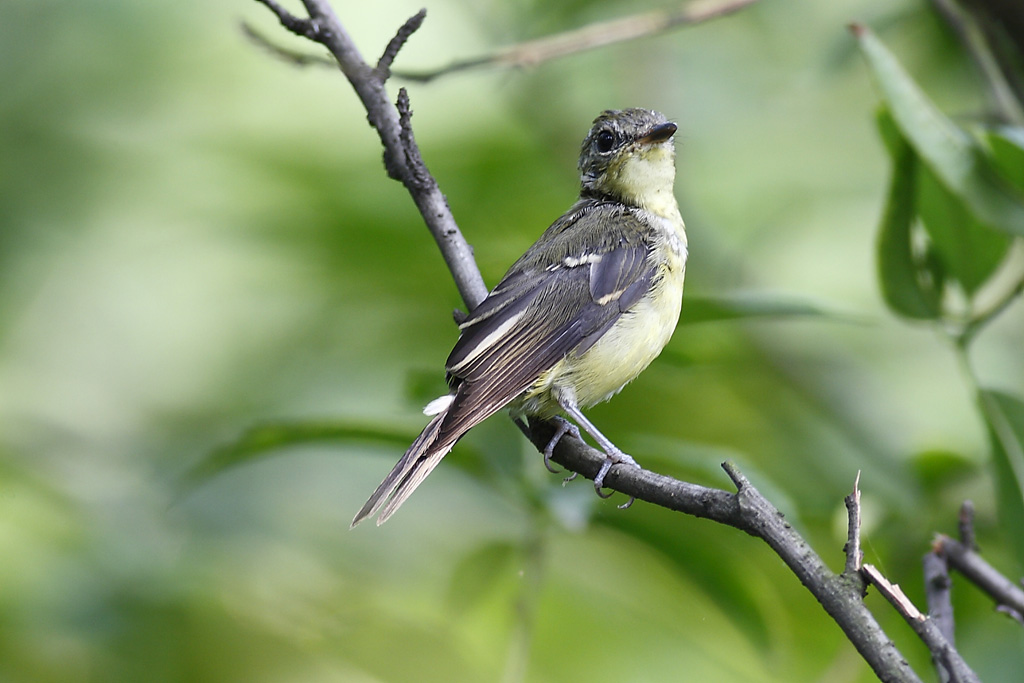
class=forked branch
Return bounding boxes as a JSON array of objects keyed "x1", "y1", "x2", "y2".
[{"x1": 245, "y1": 0, "x2": 761, "y2": 83}]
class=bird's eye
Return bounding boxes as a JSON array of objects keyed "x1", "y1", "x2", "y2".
[{"x1": 595, "y1": 130, "x2": 616, "y2": 153}]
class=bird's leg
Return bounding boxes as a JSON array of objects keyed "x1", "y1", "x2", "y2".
[
  {"x1": 556, "y1": 391, "x2": 640, "y2": 508},
  {"x1": 541, "y1": 416, "x2": 580, "y2": 482}
]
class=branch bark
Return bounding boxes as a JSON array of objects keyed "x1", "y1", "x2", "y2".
[
  {"x1": 245, "y1": 0, "x2": 761, "y2": 83},
  {"x1": 527, "y1": 418, "x2": 923, "y2": 682},
  {"x1": 863, "y1": 565, "x2": 980, "y2": 683},
  {"x1": 923, "y1": 552, "x2": 956, "y2": 683},
  {"x1": 844, "y1": 471, "x2": 864, "y2": 575},
  {"x1": 251, "y1": 2, "x2": 972, "y2": 681},
  {"x1": 255, "y1": 0, "x2": 488, "y2": 309},
  {"x1": 935, "y1": 534, "x2": 1024, "y2": 619},
  {"x1": 396, "y1": 0, "x2": 761, "y2": 82}
]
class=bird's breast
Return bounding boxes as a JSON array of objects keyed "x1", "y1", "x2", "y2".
[
  {"x1": 565, "y1": 256, "x2": 684, "y2": 407},
  {"x1": 521, "y1": 222, "x2": 687, "y2": 417}
]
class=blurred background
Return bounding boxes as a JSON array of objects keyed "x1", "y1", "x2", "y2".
[{"x1": 1, "y1": 0, "x2": 1022, "y2": 680}]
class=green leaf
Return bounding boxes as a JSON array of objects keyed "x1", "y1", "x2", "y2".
[
  {"x1": 875, "y1": 101, "x2": 909, "y2": 158},
  {"x1": 916, "y1": 162, "x2": 1010, "y2": 294},
  {"x1": 184, "y1": 419, "x2": 415, "y2": 487},
  {"x1": 874, "y1": 112, "x2": 943, "y2": 319},
  {"x1": 909, "y1": 449, "x2": 977, "y2": 494},
  {"x1": 979, "y1": 390, "x2": 1024, "y2": 571},
  {"x1": 875, "y1": 108, "x2": 1009, "y2": 300},
  {"x1": 679, "y1": 293, "x2": 851, "y2": 325},
  {"x1": 984, "y1": 126, "x2": 1024, "y2": 195},
  {"x1": 852, "y1": 24, "x2": 1024, "y2": 238}
]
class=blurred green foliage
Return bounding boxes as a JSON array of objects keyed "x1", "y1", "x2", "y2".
[
  {"x1": 854, "y1": 23, "x2": 1024, "y2": 575},
  {"x1": 2, "y1": 0, "x2": 1023, "y2": 682}
]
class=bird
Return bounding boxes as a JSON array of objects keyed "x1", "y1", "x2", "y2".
[{"x1": 352, "y1": 108, "x2": 687, "y2": 527}]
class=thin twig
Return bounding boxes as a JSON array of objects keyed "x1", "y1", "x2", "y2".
[
  {"x1": 393, "y1": 89, "x2": 430, "y2": 186},
  {"x1": 844, "y1": 471, "x2": 864, "y2": 576},
  {"x1": 397, "y1": 0, "x2": 760, "y2": 82},
  {"x1": 923, "y1": 552, "x2": 955, "y2": 683},
  {"x1": 935, "y1": 534, "x2": 1024, "y2": 621},
  {"x1": 246, "y1": 0, "x2": 761, "y2": 84},
  {"x1": 862, "y1": 565, "x2": 980, "y2": 683},
  {"x1": 257, "y1": 0, "x2": 321, "y2": 40},
  {"x1": 255, "y1": 0, "x2": 488, "y2": 309},
  {"x1": 376, "y1": 9, "x2": 426, "y2": 78},
  {"x1": 242, "y1": 22, "x2": 335, "y2": 67},
  {"x1": 960, "y1": 269, "x2": 1024, "y2": 348},
  {"x1": 957, "y1": 500, "x2": 976, "y2": 550}
]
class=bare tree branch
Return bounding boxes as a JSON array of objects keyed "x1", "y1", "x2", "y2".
[
  {"x1": 254, "y1": 0, "x2": 488, "y2": 309},
  {"x1": 924, "y1": 552, "x2": 956, "y2": 643},
  {"x1": 863, "y1": 565, "x2": 980, "y2": 683},
  {"x1": 397, "y1": 0, "x2": 761, "y2": 82},
  {"x1": 242, "y1": 22, "x2": 335, "y2": 67},
  {"x1": 526, "y1": 419, "x2": 923, "y2": 683},
  {"x1": 245, "y1": 0, "x2": 761, "y2": 83},
  {"x1": 923, "y1": 552, "x2": 956, "y2": 683},
  {"x1": 935, "y1": 534, "x2": 1024, "y2": 620}
]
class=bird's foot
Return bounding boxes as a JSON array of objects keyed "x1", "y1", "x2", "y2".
[
  {"x1": 542, "y1": 417, "x2": 580, "y2": 474},
  {"x1": 594, "y1": 450, "x2": 640, "y2": 508}
]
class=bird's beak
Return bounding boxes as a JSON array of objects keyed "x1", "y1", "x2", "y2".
[{"x1": 637, "y1": 122, "x2": 677, "y2": 145}]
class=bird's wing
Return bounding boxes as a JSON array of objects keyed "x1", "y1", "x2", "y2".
[
  {"x1": 438, "y1": 202, "x2": 659, "y2": 441},
  {"x1": 352, "y1": 202, "x2": 660, "y2": 526}
]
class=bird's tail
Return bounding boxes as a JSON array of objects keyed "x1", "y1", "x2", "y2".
[{"x1": 350, "y1": 413, "x2": 455, "y2": 527}]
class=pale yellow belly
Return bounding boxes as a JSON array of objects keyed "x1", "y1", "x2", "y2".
[{"x1": 518, "y1": 260, "x2": 684, "y2": 418}]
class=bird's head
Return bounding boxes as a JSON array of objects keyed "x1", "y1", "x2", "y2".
[{"x1": 578, "y1": 109, "x2": 678, "y2": 214}]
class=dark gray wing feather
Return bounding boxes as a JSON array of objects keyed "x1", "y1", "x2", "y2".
[
  {"x1": 353, "y1": 200, "x2": 660, "y2": 525},
  {"x1": 437, "y1": 201, "x2": 657, "y2": 443}
]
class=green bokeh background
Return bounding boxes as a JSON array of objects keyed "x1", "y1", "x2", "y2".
[{"x1": 2, "y1": 0, "x2": 1022, "y2": 681}]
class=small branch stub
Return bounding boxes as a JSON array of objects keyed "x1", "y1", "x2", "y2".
[
  {"x1": 844, "y1": 471, "x2": 863, "y2": 576},
  {"x1": 957, "y1": 500, "x2": 976, "y2": 550},
  {"x1": 377, "y1": 9, "x2": 427, "y2": 78}
]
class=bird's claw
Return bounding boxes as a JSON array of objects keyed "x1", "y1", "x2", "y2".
[
  {"x1": 594, "y1": 458, "x2": 615, "y2": 497},
  {"x1": 543, "y1": 417, "x2": 580, "y2": 474},
  {"x1": 543, "y1": 453, "x2": 560, "y2": 474},
  {"x1": 593, "y1": 451, "x2": 640, "y2": 501},
  {"x1": 542, "y1": 419, "x2": 639, "y2": 508}
]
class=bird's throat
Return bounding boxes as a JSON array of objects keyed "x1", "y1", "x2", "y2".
[{"x1": 603, "y1": 147, "x2": 679, "y2": 219}]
